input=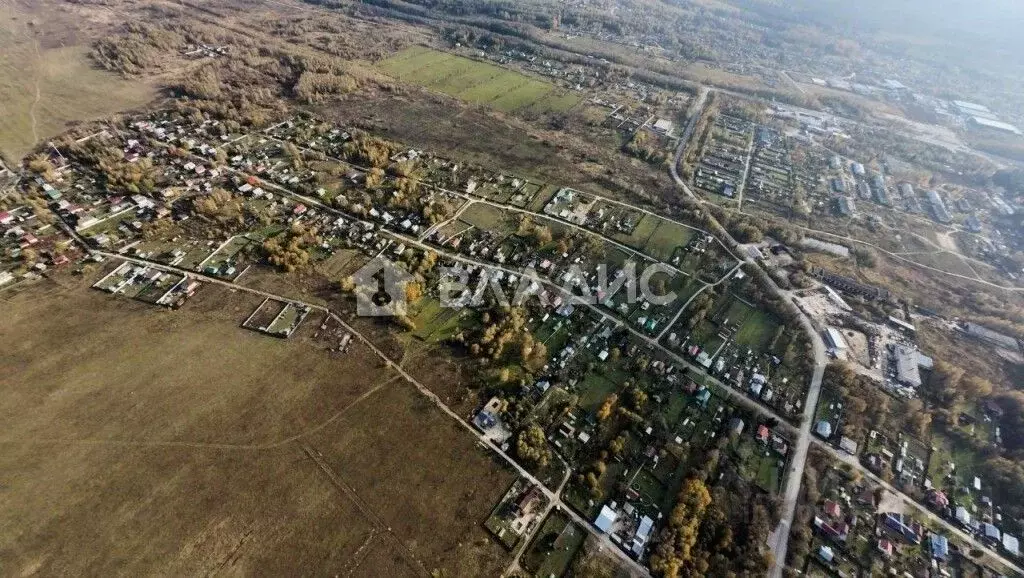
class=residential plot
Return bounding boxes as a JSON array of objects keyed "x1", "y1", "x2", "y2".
[
  {"x1": 563, "y1": 460, "x2": 627, "y2": 519},
  {"x1": 730, "y1": 434, "x2": 786, "y2": 494},
  {"x1": 542, "y1": 187, "x2": 598, "y2": 225},
  {"x1": 577, "y1": 372, "x2": 622, "y2": 414},
  {"x1": 585, "y1": 200, "x2": 645, "y2": 239},
  {"x1": 315, "y1": 247, "x2": 370, "y2": 279},
  {"x1": 621, "y1": 272, "x2": 702, "y2": 337},
  {"x1": 242, "y1": 298, "x2": 311, "y2": 338},
  {"x1": 410, "y1": 297, "x2": 466, "y2": 342},
  {"x1": 642, "y1": 218, "x2": 698, "y2": 262},
  {"x1": 92, "y1": 261, "x2": 198, "y2": 308},
  {"x1": 926, "y1": 429, "x2": 985, "y2": 508},
  {"x1": 742, "y1": 128, "x2": 827, "y2": 217},
  {"x1": 734, "y1": 308, "x2": 780, "y2": 349},
  {"x1": 460, "y1": 201, "x2": 515, "y2": 233},
  {"x1": 521, "y1": 510, "x2": 587, "y2": 577},
  {"x1": 174, "y1": 241, "x2": 218, "y2": 270},
  {"x1": 510, "y1": 181, "x2": 544, "y2": 208},
  {"x1": 484, "y1": 479, "x2": 548, "y2": 551},
  {"x1": 610, "y1": 213, "x2": 660, "y2": 250},
  {"x1": 199, "y1": 235, "x2": 255, "y2": 279},
  {"x1": 863, "y1": 430, "x2": 930, "y2": 493},
  {"x1": 528, "y1": 184, "x2": 560, "y2": 212}
]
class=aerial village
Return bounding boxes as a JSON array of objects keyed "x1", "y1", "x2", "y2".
[{"x1": 1, "y1": 105, "x2": 1022, "y2": 578}]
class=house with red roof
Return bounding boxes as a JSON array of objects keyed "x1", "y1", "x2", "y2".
[{"x1": 927, "y1": 489, "x2": 949, "y2": 510}]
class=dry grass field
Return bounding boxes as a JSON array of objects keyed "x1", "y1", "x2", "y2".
[
  {"x1": 0, "y1": 278, "x2": 513, "y2": 576},
  {"x1": 0, "y1": 1, "x2": 156, "y2": 163}
]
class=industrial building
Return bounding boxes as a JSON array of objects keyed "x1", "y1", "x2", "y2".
[
  {"x1": 856, "y1": 181, "x2": 871, "y2": 201},
  {"x1": 961, "y1": 322, "x2": 1020, "y2": 351},
  {"x1": 836, "y1": 196, "x2": 855, "y2": 216},
  {"x1": 809, "y1": 267, "x2": 890, "y2": 301},
  {"x1": 968, "y1": 116, "x2": 1022, "y2": 136},
  {"x1": 892, "y1": 344, "x2": 922, "y2": 388},
  {"x1": 953, "y1": 100, "x2": 993, "y2": 116},
  {"x1": 949, "y1": 99, "x2": 1022, "y2": 135},
  {"x1": 964, "y1": 215, "x2": 982, "y2": 233},
  {"x1": 823, "y1": 327, "x2": 848, "y2": 354},
  {"x1": 926, "y1": 190, "x2": 952, "y2": 224},
  {"x1": 871, "y1": 175, "x2": 891, "y2": 206}
]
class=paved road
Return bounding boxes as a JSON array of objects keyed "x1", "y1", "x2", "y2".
[
  {"x1": 502, "y1": 462, "x2": 574, "y2": 578},
  {"x1": 667, "y1": 89, "x2": 829, "y2": 577},
  {"x1": 670, "y1": 86, "x2": 710, "y2": 189},
  {"x1": 767, "y1": 303, "x2": 826, "y2": 578},
  {"x1": 665, "y1": 90, "x2": 1023, "y2": 577}
]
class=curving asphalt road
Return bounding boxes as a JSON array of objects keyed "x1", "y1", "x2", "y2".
[
  {"x1": 669, "y1": 89, "x2": 829, "y2": 577},
  {"x1": 668, "y1": 89, "x2": 1022, "y2": 577}
]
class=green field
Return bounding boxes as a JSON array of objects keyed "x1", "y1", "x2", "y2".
[
  {"x1": 521, "y1": 512, "x2": 586, "y2": 577},
  {"x1": 379, "y1": 47, "x2": 580, "y2": 114},
  {"x1": 732, "y1": 437, "x2": 784, "y2": 494},
  {"x1": 529, "y1": 184, "x2": 560, "y2": 212},
  {"x1": 564, "y1": 460, "x2": 625, "y2": 519},
  {"x1": 643, "y1": 219, "x2": 698, "y2": 262},
  {"x1": 927, "y1": 429, "x2": 983, "y2": 495},
  {"x1": 460, "y1": 202, "x2": 515, "y2": 233},
  {"x1": 689, "y1": 319, "x2": 724, "y2": 353},
  {"x1": 659, "y1": 391, "x2": 690, "y2": 429},
  {"x1": 411, "y1": 297, "x2": 466, "y2": 342},
  {"x1": 735, "y1": 309, "x2": 779, "y2": 350},
  {"x1": 578, "y1": 373, "x2": 621, "y2": 414},
  {"x1": 612, "y1": 213, "x2": 660, "y2": 250},
  {"x1": 667, "y1": 276, "x2": 705, "y2": 311},
  {"x1": 713, "y1": 294, "x2": 781, "y2": 354},
  {"x1": 631, "y1": 468, "x2": 667, "y2": 505}
]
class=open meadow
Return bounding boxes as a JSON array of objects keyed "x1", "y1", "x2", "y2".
[
  {"x1": 0, "y1": 1, "x2": 156, "y2": 163},
  {"x1": 378, "y1": 46, "x2": 580, "y2": 115},
  {"x1": 0, "y1": 278, "x2": 513, "y2": 576}
]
